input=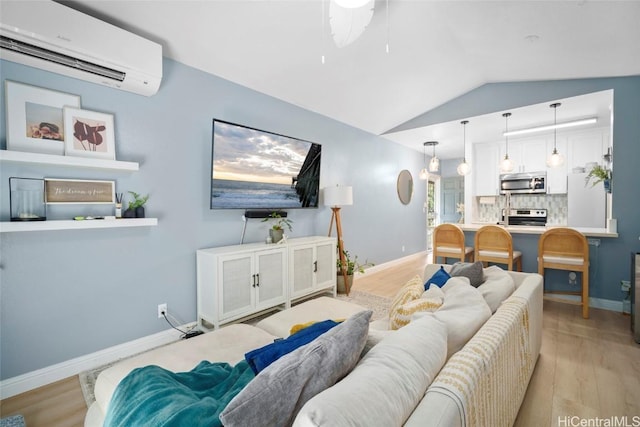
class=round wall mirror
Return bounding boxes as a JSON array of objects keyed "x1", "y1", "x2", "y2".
[{"x1": 397, "y1": 170, "x2": 413, "y2": 205}]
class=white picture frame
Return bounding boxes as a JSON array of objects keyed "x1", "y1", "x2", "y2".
[
  {"x1": 5, "y1": 81, "x2": 81, "y2": 155},
  {"x1": 63, "y1": 107, "x2": 116, "y2": 160}
]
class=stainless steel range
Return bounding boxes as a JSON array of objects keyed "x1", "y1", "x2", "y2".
[{"x1": 501, "y1": 208, "x2": 548, "y2": 226}]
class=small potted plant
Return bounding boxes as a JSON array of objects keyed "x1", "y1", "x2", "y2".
[
  {"x1": 262, "y1": 212, "x2": 293, "y2": 243},
  {"x1": 585, "y1": 164, "x2": 612, "y2": 193},
  {"x1": 336, "y1": 249, "x2": 374, "y2": 294},
  {"x1": 124, "y1": 191, "x2": 149, "y2": 218}
]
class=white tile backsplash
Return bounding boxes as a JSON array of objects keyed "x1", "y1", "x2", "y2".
[{"x1": 475, "y1": 194, "x2": 567, "y2": 225}]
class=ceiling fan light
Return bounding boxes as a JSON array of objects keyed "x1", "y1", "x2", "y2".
[
  {"x1": 457, "y1": 161, "x2": 471, "y2": 176},
  {"x1": 500, "y1": 155, "x2": 514, "y2": 173},
  {"x1": 334, "y1": 0, "x2": 371, "y2": 8},
  {"x1": 419, "y1": 168, "x2": 428, "y2": 180},
  {"x1": 429, "y1": 156, "x2": 440, "y2": 172}
]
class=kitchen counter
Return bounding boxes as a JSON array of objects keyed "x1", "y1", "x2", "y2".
[{"x1": 461, "y1": 223, "x2": 618, "y2": 238}]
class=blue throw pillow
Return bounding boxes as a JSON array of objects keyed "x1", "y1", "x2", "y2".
[
  {"x1": 424, "y1": 266, "x2": 451, "y2": 289},
  {"x1": 244, "y1": 319, "x2": 340, "y2": 374}
]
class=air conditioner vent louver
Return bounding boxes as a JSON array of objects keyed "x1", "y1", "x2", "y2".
[{"x1": 0, "y1": 35, "x2": 126, "y2": 82}]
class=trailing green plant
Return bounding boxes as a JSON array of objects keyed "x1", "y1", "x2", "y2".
[
  {"x1": 128, "y1": 191, "x2": 149, "y2": 209},
  {"x1": 584, "y1": 165, "x2": 611, "y2": 187},
  {"x1": 261, "y1": 212, "x2": 293, "y2": 232},
  {"x1": 337, "y1": 249, "x2": 374, "y2": 276}
]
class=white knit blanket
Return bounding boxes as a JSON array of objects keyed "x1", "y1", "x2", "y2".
[{"x1": 426, "y1": 296, "x2": 532, "y2": 427}]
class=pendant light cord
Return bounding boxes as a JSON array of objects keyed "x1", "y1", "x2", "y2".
[{"x1": 503, "y1": 112, "x2": 511, "y2": 156}]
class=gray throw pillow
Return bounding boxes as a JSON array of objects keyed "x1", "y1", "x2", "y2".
[
  {"x1": 219, "y1": 310, "x2": 372, "y2": 427},
  {"x1": 450, "y1": 261, "x2": 484, "y2": 287}
]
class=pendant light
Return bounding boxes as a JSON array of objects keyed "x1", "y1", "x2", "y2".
[
  {"x1": 500, "y1": 112, "x2": 514, "y2": 173},
  {"x1": 426, "y1": 141, "x2": 439, "y2": 173},
  {"x1": 457, "y1": 120, "x2": 471, "y2": 176},
  {"x1": 419, "y1": 141, "x2": 428, "y2": 180},
  {"x1": 547, "y1": 102, "x2": 565, "y2": 167}
]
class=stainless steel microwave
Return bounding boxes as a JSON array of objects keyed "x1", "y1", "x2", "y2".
[{"x1": 500, "y1": 172, "x2": 546, "y2": 194}]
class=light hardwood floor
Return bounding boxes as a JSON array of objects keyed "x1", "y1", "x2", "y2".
[{"x1": 2, "y1": 253, "x2": 639, "y2": 426}]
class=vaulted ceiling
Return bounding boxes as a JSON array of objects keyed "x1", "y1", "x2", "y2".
[{"x1": 62, "y1": 0, "x2": 640, "y2": 157}]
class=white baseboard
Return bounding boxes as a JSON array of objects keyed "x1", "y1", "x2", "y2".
[
  {"x1": 545, "y1": 294, "x2": 623, "y2": 312},
  {"x1": 359, "y1": 251, "x2": 426, "y2": 276},
  {"x1": 0, "y1": 322, "x2": 196, "y2": 400}
]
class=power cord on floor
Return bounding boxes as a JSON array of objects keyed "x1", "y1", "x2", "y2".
[{"x1": 162, "y1": 312, "x2": 203, "y2": 339}]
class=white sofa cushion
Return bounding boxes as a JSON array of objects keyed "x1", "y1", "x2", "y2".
[
  {"x1": 478, "y1": 265, "x2": 516, "y2": 313},
  {"x1": 94, "y1": 323, "x2": 277, "y2": 416},
  {"x1": 255, "y1": 296, "x2": 366, "y2": 338},
  {"x1": 293, "y1": 314, "x2": 448, "y2": 427},
  {"x1": 426, "y1": 276, "x2": 492, "y2": 358}
]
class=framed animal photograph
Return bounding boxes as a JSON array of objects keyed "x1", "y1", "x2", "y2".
[
  {"x1": 63, "y1": 107, "x2": 116, "y2": 160},
  {"x1": 5, "y1": 80, "x2": 81, "y2": 155}
]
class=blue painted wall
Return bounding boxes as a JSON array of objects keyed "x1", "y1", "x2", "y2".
[
  {"x1": 0, "y1": 58, "x2": 426, "y2": 379},
  {"x1": 1, "y1": 58, "x2": 639, "y2": 380},
  {"x1": 415, "y1": 77, "x2": 640, "y2": 304}
]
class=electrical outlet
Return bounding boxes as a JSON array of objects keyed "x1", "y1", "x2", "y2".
[
  {"x1": 568, "y1": 271, "x2": 577, "y2": 285},
  {"x1": 157, "y1": 303, "x2": 167, "y2": 319},
  {"x1": 587, "y1": 238, "x2": 601, "y2": 247},
  {"x1": 621, "y1": 280, "x2": 631, "y2": 292}
]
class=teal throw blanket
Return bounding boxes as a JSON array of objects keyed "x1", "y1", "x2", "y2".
[{"x1": 104, "y1": 360, "x2": 255, "y2": 427}]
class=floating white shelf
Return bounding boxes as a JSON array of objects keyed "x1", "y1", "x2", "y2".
[
  {"x1": 0, "y1": 150, "x2": 139, "y2": 171},
  {"x1": 0, "y1": 218, "x2": 158, "y2": 233}
]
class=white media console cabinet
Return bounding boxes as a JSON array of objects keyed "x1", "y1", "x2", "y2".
[{"x1": 196, "y1": 236, "x2": 337, "y2": 330}]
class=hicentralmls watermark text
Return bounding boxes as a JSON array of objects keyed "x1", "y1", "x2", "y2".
[{"x1": 558, "y1": 416, "x2": 640, "y2": 427}]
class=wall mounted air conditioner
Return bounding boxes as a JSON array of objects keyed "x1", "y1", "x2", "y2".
[{"x1": 0, "y1": 0, "x2": 162, "y2": 96}]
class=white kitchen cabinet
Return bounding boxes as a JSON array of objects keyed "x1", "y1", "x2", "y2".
[
  {"x1": 473, "y1": 142, "x2": 500, "y2": 196},
  {"x1": 289, "y1": 238, "x2": 336, "y2": 299},
  {"x1": 499, "y1": 138, "x2": 547, "y2": 173},
  {"x1": 196, "y1": 236, "x2": 335, "y2": 329}
]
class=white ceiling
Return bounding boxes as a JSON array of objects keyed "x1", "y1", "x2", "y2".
[{"x1": 61, "y1": 0, "x2": 640, "y2": 158}]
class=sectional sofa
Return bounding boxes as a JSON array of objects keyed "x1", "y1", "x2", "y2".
[{"x1": 84, "y1": 264, "x2": 543, "y2": 427}]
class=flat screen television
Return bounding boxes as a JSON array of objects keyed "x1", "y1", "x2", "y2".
[{"x1": 210, "y1": 119, "x2": 321, "y2": 210}]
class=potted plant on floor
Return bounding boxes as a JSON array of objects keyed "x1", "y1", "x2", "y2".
[
  {"x1": 585, "y1": 164, "x2": 612, "y2": 193},
  {"x1": 124, "y1": 191, "x2": 149, "y2": 218},
  {"x1": 337, "y1": 249, "x2": 374, "y2": 294},
  {"x1": 262, "y1": 212, "x2": 293, "y2": 243}
]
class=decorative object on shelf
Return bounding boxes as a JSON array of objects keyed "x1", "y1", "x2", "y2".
[
  {"x1": 336, "y1": 249, "x2": 374, "y2": 294},
  {"x1": 426, "y1": 141, "x2": 439, "y2": 173},
  {"x1": 324, "y1": 184, "x2": 353, "y2": 293},
  {"x1": 584, "y1": 164, "x2": 611, "y2": 192},
  {"x1": 9, "y1": 177, "x2": 46, "y2": 221},
  {"x1": 456, "y1": 203, "x2": 465, "y2": 224},
  {"x1": 125, "y1": 191, "x2": 149, "y2": 218},
  {"x1": 261, "y1": 211, "x2": 293, "y2": 243},
  {"x1": 500, "y1": 112, "x2": 514, "y2": 173},
  {"x1": 546, "y1": 102, "x2": 565, "y2": 168},
  {"x1": 419, "y1": 141, "x2": 428, "y2": 180},
  {"x1": 63, "y1": 107, "x2": 115, "y2": 160},
  {"x1": 396, "y1": 170, "x2": 413, "y2": 205},
  {"x1": 44, "y1": 179, "x2": 115, "y2": 204},
  {"x1": 457, "y1": 120, "x2": 471, "y2": 176},
  {"x1": 115, "y1": 193, "x2": 123, "y2": 218},
  {"x1": 5, "y1": 80, "x2": 81, "y2": 156}
]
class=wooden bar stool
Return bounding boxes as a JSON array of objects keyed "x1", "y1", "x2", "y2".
[
  {"x1": 474, "y1": 225, "x2": 522, "y2": 271},
  {"x1": 538, "y1": 227, "x2": 590, "y2": 319},
  {"x1": 433, "y1": 223, "x2": 473, "y2": 264}
]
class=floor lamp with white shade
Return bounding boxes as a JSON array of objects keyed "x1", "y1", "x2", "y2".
[{"x1": 324, "y1": 185, "x2": 353, "y2": 294}]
